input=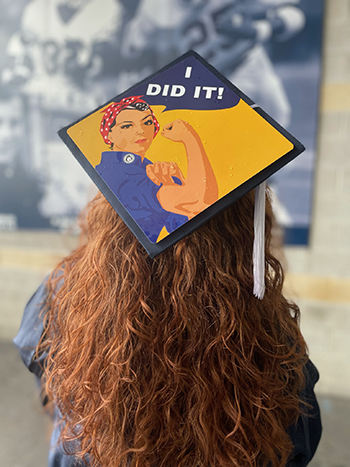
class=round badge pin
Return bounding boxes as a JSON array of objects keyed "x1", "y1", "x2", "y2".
[{"x1": 123, "y1": 153, "x2": 135, "y2": 164}]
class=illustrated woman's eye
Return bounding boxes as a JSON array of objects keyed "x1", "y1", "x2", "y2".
[
  {"x1": 121, "y1": 123, "x2": 133, "y2": 129},
  {"x1": 144, "y1": 119, "x2": 153, "y2": 126}
]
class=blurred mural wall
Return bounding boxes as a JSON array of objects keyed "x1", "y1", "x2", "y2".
[{"x1": 0, "y1": 0, "x2": 324, "y2": 243}]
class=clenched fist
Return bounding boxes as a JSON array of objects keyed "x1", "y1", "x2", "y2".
[{"x1": 161, "y1": 119, "x2": 194, "y2": 143}]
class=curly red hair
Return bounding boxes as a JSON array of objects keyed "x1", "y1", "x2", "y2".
[{"x1": 40, "y1": 189, "x2": 308, "y2": 467}]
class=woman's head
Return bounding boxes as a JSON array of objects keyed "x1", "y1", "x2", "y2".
[
  {"x1": 42, "y1": 189, "x2": 307, "y2": 467},
  {"x1": 100, "y1": 97, "x2": 160, "y2": 154}
]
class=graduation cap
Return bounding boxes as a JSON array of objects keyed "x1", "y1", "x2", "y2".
[{"x1": 58, "y1": 51, "x2": 304, "y2": 299}]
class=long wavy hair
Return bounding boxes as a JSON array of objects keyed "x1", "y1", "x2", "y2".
[{"x1": 40, "y1": 189, "x2": 308, "y2": 467}]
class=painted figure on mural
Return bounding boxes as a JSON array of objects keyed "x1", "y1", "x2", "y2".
[
  {"x1": 0, "y1": 0, "x2": 320, "y2": 241},
  {"x1": 96, "y1": 96, "x2": 218, "y2": 242},
  {"x1": 2, "y1": 0, "x2": 123, "y2": 96},
  {"x1": 1, "y1": 0, "x2": 126, "y2": 223},
  {"x1": 121, "y1": 0, "x2": 305, "y2": 128}
]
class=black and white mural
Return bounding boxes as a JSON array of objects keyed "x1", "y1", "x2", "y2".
[{"x1": 0, "y1": 0, "x2": 325, "y2": 243}]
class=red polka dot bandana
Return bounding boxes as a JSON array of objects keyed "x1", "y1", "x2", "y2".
[{"x1": 100, "y1": 96, "x2": 160, "y2": 146}]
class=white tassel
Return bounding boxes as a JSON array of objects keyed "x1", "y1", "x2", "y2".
[{"x1": 253, "y1": 182, "x2": 266, "y2": 299}]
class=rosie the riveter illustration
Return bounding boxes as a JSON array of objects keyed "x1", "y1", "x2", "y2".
[{"x1": 96, "y1": 96, "x2": 218, "y2": 243}]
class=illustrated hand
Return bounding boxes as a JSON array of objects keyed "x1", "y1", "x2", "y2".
[
  {"x1": 146, "y1": 161, "x2": 185, "y2": 186},
  {"x1": 161, "y1": 119, "x2": 194, "y2": 143}
]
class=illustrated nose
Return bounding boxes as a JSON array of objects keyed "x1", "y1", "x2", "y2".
[{"x1": 136, "y1": 124, "x2": 145, "y2": 135}]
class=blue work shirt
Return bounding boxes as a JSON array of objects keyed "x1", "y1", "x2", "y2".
[{"x1": 95, "y1": 151, "x2": 188, "y2": 243}]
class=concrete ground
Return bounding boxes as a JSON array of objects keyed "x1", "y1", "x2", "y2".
[
  {"x1": 0, "y1": 340, "x2": 49, "y2": 467},
  {"x1": 1, "y1": 231, "x2": 350, "y2": 466}
]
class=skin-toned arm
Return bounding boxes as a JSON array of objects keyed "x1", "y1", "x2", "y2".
[{"x1": 146, "y1": 120, "x2": 218, "y2": 218}]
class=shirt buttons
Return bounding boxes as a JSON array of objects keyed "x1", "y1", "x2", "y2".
[{"x1": 123, "y1": 153, "x2": 135, "y2": 164}]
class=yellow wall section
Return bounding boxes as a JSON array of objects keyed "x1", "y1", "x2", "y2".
[{"x1": 67, "y1": 99, "x2": 293, "y2": 200}]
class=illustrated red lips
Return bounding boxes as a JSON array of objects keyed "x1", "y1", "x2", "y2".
[{"x1": 135, "y1": 138, "x2": 147, "y2": 144}]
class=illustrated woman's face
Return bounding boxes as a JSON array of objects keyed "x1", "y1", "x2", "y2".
[{"x1": 108, "y1": 109, "x2": 155, "y2": 157}]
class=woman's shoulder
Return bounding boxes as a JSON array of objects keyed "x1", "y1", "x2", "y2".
[
  {"x1": 287, "y1": 358, "x2": 322, "y2": 467},
  {"x1": 13, "y1": 270, "x2": 63, "y2": 377}
]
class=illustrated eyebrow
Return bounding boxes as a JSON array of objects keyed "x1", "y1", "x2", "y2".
[{"x1": 142, "y1": 114, "x2": 153, "y2": 121}]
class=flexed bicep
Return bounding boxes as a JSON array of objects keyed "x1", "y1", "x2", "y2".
[{"x1": 146, "y1": 161, "x2": 185, "y2": 187}]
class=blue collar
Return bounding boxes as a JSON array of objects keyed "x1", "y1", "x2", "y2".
[{"x1": 101, "y1": 151, "x2": 152, "y2": 168}]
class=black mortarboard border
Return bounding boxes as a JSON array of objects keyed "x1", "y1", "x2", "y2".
[{"x1": 58, "y1": 50, "x2": 304, "y2": 258}]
